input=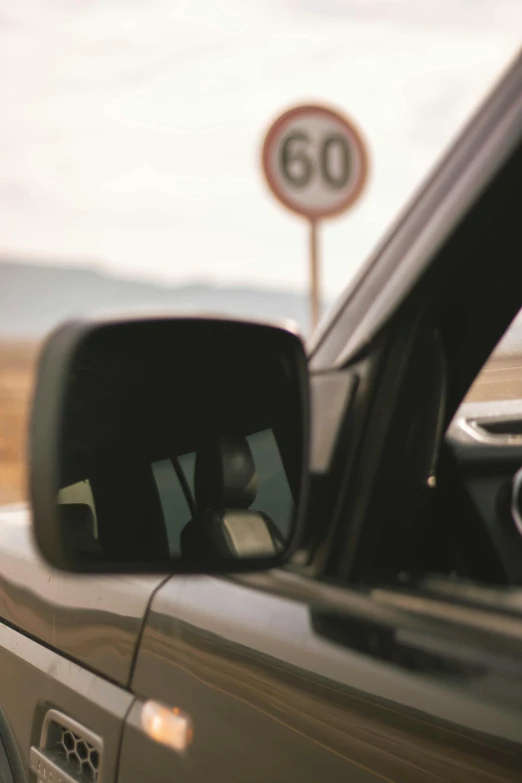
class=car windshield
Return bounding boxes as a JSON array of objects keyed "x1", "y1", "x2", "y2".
[{"x1": 0, "y1": 3, "x2": 521, "y2": 505}]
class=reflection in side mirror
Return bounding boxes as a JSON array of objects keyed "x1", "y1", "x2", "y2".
[{"x1": 29, "y1": 316, "x2": 309, "y2": 574}]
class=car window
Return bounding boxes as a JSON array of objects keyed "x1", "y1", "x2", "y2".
[
  {"x1": 247, "y1": 429, "x2": 293, "y2": 537},
  {"x1": 151, "y1": 458, "x2": 193, "y2": 556},
  {"x1": 59, "y1": 461, "x2": 194, "y2": 556},
  {"x1": 178, "y1": 452, "x2": 196, "y2": 496},
  {"x1": 57, "y1": 433, "x2": 291, "y2": 557}
]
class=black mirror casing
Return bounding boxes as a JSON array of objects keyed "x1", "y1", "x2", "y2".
[{"x1": 29, "y1": 316, "x2": 310, "y2": 574}]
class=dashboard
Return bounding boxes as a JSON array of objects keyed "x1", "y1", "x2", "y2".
[{"x1": 447, "y1": 399, "x2": 522, "y2": 584}]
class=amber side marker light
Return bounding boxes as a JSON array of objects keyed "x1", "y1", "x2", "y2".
[{"x1": 141, "y1": 701, "x2": 194, "y2": 752}]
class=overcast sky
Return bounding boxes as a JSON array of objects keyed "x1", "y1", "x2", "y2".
[{"x1": 1, "y1": 1, "x2": 520, "y2": 298}]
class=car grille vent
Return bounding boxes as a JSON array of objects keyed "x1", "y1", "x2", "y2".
[
  {"x1": 56, "y1": 724, "x2": 100, "y2": 781},
  {"x1": 30, "y1": 710, "x2": 103, "y2": 783}
]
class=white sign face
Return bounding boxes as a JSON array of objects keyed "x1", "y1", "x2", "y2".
[{"x1": 262, "y1": 105, "x2": 368, "y2": 220}]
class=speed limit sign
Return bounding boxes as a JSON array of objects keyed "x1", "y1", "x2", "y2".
[{"x1": 261, "y1": 104, "x2": 369, "y2": 329}]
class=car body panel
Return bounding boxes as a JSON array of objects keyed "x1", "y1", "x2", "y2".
[
  {"x1": 0, "y1": 504, "x2": 165, "y2": 686},
  {"x1": 0, "y1": 619, "x2": 133, "y2": 783},
  {"x1": 126, "y1": 575, "x2": 522, "y2": 783}
]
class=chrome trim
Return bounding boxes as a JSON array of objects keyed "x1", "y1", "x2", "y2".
[
  {"x1": 30, "y1": 747, "x2": 79, "y2": 783},
  {"x1": 460, "y1": 417, "x2": 522, "y2": 447}
]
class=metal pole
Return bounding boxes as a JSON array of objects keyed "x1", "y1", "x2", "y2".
[{"x1": 309, "y1": 219, "x2": 320, "y2": 332}]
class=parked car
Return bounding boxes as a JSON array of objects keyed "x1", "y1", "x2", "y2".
[{"x1": 0, "y1": 51, "x2": 521, "y2": 783}]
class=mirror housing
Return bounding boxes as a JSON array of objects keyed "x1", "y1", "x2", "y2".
[{"x1": 29, "y1": 315, "x2": 309, "y2": 574}]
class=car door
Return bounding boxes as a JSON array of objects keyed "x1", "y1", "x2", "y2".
[
  {"x1": 117, "y1": 53, "x2": 522, "y2": 783},
  {"x1": 120, "y1": 573, "x2": 522, "y2": 783},
  {"x1": 0, "y1": 504, "x2": 167, "y2": 783}
]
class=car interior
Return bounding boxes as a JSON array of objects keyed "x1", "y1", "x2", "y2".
[
  {"x1": 344, "y1": 139, "x2": 522, "y2": 589},
  {"x1": 180, "y1": 435, "x2": 287, "y2": 560}
]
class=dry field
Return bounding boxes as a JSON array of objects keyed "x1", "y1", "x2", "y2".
[
  {"x1": 465, "y1": 353, "x2": 522, "y2": 403},
  {"x1": 0, "y1": 342, "x2": 520, "y2": 507},
  {"x1": 0, "y1": 342, "x2": 40, "y2": 505}
]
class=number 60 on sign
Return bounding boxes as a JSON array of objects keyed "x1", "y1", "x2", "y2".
[{"x1": 261, "y1": 104, "x2": 369, "y2": 329}]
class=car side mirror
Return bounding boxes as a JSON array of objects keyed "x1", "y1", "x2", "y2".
[{"x1": 29, "y1": 316, "x2": 309, "y2": 573}]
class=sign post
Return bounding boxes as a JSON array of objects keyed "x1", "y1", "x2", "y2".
[
  {"x1": 261, "y1": 104, "x2": 369, "y2": 331},
  {"x1": 309, "y1": 219, "x2": 319, "y2": 330}
]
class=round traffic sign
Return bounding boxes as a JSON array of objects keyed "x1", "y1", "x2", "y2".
[{"x1": 262, "y1": 104, "x2": 368, "y2": 221}]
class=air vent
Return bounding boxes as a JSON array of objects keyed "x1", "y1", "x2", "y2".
[
  {"x1": 30, "y1": 710, "x2": 102, "y2": 783},
  {"x1": 460, "y1": 417, "x2": 522, "y2": 446},
  {"x1": 57, "y1": 724, "x2": 99, "y2": 780},
  {"x1": 475, "y1": 417, "x2": 522, "y2": 436}
]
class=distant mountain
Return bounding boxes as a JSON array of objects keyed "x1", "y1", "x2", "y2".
[
  {"x1": 2, "y1": 258, "x2": 520, "y2": 352},
  {"x1": 0, "y1": 260, "x2": 322, "y2": 338}
]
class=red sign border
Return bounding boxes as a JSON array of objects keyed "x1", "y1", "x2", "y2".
[{"x1": 261, "y1": 103, "x2": 369, "y2": 221}]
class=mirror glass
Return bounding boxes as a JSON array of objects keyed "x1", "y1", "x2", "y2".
[{"x1": 50, "y1": 319, "x2": 306, "y2": 570}]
